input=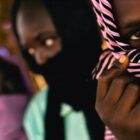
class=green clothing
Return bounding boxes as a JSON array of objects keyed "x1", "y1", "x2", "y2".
[
  {"x1": 23, "y1": 88, "x2": 48, "y2": 140},
  {"x1": 23, "y1": 88, "x2": 90, "y2": 140}
]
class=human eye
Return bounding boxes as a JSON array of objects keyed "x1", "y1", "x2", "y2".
[
  {"x1": 44, "y1": 38, "x2": 55, "y2": 48},
  {"x1": 130, "y1": 31, "x2": 140, "y2": 41},
  {"x1": 128, "y1": 30, "x2": 140, "y2": 48},
  {"x1": 37, "y1": 33, "x2": 59, "y2": 49}
]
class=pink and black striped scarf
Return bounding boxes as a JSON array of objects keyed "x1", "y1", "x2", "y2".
[
  {"x1": 92, "y1": 0, "x2": 140, "y2": 80},
  {"x1": 91, "y1": 0, "x2": 140, "y2": 139}
]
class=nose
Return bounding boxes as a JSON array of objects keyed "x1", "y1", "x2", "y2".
[{"x1": 34, "y1": 46, "x2": 62, "y2": 65}]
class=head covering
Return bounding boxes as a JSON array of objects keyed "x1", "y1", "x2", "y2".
[
  {"x1": 92, "y1": 0, "x2": 140, "y2": 79},
  {"x1": 12, "y1": 0, "x2": 104, "y2": 139},
  {"x1": 91, "y1": 0, "x2": 138, "y2": 139},
  {"x1": 12, "y1": 0, "x2": 101, "y2": 93}
]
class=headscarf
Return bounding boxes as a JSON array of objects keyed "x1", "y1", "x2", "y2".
[
  {"x1": 12, "y1": 0, "x2": 104, "y2": 139},
  {"x1": 92, "y1": 0, "x2": 140, "y2": 80},
  {"x1": 91, "y1": 0, "x2": 140, "y2": 139},
  {"x1": 12, "y1": 0, "x2": 102, "y2": 105}
]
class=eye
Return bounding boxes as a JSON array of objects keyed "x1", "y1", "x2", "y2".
[
  {"x1": 128, "y1": 30, "x2": 140, "y2": 48},
  {"x1": 45, "y1": 38, "x2": 54, "y2": 48},
  {"x1": 130, "y1": 31, "x2": 140, "y2": 41}
]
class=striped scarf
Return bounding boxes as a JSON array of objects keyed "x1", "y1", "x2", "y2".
[
  {"x1": 91, "y1": 0, "x2": 140, "y2": 139},
  {"x1": 91, "y1": 0, "x2": 140, "y2": 80}
]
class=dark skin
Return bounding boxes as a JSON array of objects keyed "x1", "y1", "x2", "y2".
[
  {"x1": 17, "y1": 4, "x2": 62, "y2": 65},
  {"x1": 95, "y1": 0, "x2": 140, "y2": 140},
  {"x1": 113, "y1": 0, "x2": 140, "y2": 49}
]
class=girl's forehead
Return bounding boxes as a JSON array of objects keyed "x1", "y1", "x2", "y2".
[
  {"x1": 17, "y1": 6, "x2": 57, "y2": 46},
  {"x1": 112, "y1": 0, "x2": 140, "y2": 16},
  {"x1": 18, "y1": 8, "x2": 55, "y2": 30},
  {"x1": 112, "y1": 0, "x2": 140, "y2": 31},
  {"x1": 18, "y1": 6, "x2": 47, "y2": 28}
]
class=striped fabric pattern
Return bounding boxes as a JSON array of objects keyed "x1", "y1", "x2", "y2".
[
  {"x1": 91, "y1": 0, "x2": 140, "y2": 79},
  {"x1": 92, "y1": 50, "x2": 117, "y2": 140},
  {"x1": 104, "y1": 127, "x2": 117, "y2": 140},
  {"x1": 91, "y1": 0, "x2": 140, "y2": 139}
]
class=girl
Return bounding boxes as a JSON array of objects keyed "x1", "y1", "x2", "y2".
[
  {"x1": 92, "y1": 0, "x2": 140, "y2": 139},
  {"x1": 13, "y1": 0, "x2": 103, "y2": 139}
]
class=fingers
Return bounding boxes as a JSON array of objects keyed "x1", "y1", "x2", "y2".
[
  {"x1": 117, "y1": 83, "x2": 140, "y2": 114},
  {"x1": 95, "y1": 54, "x2": 140, "y2": 140},
  {"x1": 117, "y1": 55, "x2": 129, "y2": 72},
  {"x1": 104, "y1": 75, "x2": 133, "y2": 105},
  {"x1": 97, "y1": 55, "x2": 129, "y2": 100},
  {"x1": 131, "y1": 103, "x2": 140, "y2": 117},
  {"x1": 96, "y1": 55, "x2": 129, "y2": 121}
]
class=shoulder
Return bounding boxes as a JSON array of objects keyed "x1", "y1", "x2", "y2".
[
  {"x1": 25, "y1": 87, "x2": 49, "y2": 116},
  {"x1": 23, "y1": 87, "x2": 49, "y2": 140}
]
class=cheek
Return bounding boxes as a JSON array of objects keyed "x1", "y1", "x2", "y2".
[
  {"x1": 129, "y1": 41, "x2": 140, "y2": 49},
  {"x1": 52, "y1": 38, "x2": 62, "y2": 54}
]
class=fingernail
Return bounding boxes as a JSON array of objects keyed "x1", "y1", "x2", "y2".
[
  {"x1": 119, "y1": 55, "x2": 127, "y2": 64},
  {"x1": 113, "y1": 61, "x2": 121, "y2": 69}
]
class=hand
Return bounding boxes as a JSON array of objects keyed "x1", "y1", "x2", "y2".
[{"x1": 96, "y1": 55, "x2": 140, "y2": 140}]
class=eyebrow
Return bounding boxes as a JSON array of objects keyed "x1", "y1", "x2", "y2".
[
  {"x1": 123, "y1": 21, "x2": 140, "y2": 29},
  {"x1": 119, "y1": 20, "x2": 140, "y2": 36},
  {"x1": 35, "y1": 32, "x2": 58, "y2": 42}
]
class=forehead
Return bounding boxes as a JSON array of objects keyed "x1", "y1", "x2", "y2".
[
  {"x1": 112, "y1": 0, "x2": 140, "y2": 33},
  {"x1": 17, "y1": 5, "x2": 56, "y2": 44}
]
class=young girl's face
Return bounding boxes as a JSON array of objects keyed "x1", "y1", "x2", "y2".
[
  {"x1": 17, "y1": 4, "x2": 62, "y2": 65},
  {"x1": 112, "y1": 0, "x2": 140, "y2": 49}
]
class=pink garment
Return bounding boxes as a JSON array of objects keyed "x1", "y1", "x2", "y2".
[
  {"x1": 0, "y1": 47, "x2": 34, "y2": 140},
  {"x1": 0, "y1": 95, "x2": 28, "y2": 140},
  {"x1": 92, "y1": 0, "x2": 140, "y2": 79},
  {"x1": 0, "y1": 47, "x2": 34, "y2": 94}
]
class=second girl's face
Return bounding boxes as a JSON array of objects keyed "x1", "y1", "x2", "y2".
[
  {"x1": 112, "y1": 0, "x2": 140, "y2": 49},
  {"x1": 16, "y1": 5, "x2": 62, "y2": 65}
]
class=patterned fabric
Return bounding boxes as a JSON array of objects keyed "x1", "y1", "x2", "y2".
[
  {"x1": 104, "y1": 127, "x2": 117, "y2": 140},
  {"x1": 91, "y1": 0, "x2": 140, "y2": 139},
  {"x1": 91, "y1": 0, "x2": 140, "y2": 79}
]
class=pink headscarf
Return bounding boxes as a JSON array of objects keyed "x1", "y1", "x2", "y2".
[
  {"x1": 91, "y1": 0, "x2": 140, "y2": 79},
  {"x1": 91, "y1": 0, "x2": 140, "y2": 139}
]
